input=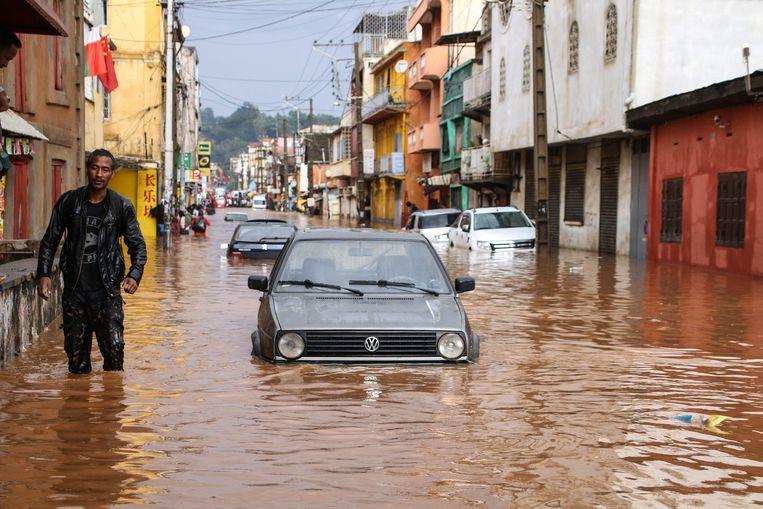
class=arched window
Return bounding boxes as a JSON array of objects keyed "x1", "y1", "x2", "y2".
[
  {"x1": 568, "y1": 21, "x2": 579, "y2": 74},
  {"x1": 604, "y1": 3, "x2": 617, "y2": 63},
  {"x1": 498, "y1": 0, "x2": 512, "y2": 28},
  {"x1": 522, "y1": 45, "x2": 531, "y2": 93},
  {"x1": 499, "y1": 57, "x2": 506, "y2": 101}
]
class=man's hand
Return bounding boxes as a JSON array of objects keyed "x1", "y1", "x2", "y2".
[
  {"x1": 121, "y1": 276, "x2": 138, "y2": 294},
  {"x1": 0, "y1": 90, "x2": 10, "y2": 113},
  {"x1": 38, "y1": 276, "x2": 52, "y2": 300}
]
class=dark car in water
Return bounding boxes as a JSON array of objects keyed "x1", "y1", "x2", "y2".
[
  {"x1": 223, "y1": 221, "x2": 296, "y2": 259},
  {"x1": 247, "y1": 229, "x2": 479, "y2": 362}
]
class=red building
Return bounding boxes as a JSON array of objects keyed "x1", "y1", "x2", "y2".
[{"x1": 628, "y1": 72, "x2": 763, "y2": 276}]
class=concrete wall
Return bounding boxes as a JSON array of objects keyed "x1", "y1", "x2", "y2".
[
  {"x1": 631, "y1": 0, "x2": 763, "y2": 108},
  {"x1": 0, "y1": 258, "x2": 62, "y2": 367},
  {"x1": 648, "y1": 102, "x2": 763, "y2": 276},
  {"x1": 490, "y1": 0, "x2": 632, "y2": 152},
  {"x1": 1, "y1": 2, "x2": 85, "y2": 240}
]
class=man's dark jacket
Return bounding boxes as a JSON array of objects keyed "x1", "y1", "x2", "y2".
[{"x1": 37, "y1": 187, "x2": 147, "y2": 297}]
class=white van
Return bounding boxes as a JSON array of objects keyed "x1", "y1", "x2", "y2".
[{"x1": 252, "y1": 195, "x2": 267, "y2": 209}]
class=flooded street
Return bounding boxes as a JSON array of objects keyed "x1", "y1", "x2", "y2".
[{"x1": 1, "y1": 210, "x2": 762, "y2": 508}]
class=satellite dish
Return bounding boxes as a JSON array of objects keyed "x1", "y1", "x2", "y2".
[{"x1": 394, "y1": 59, "x2": 409, "y2": 74}]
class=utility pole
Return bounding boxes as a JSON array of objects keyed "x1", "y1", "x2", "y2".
[
  {"x1": 532, "y1": 0, "x2": 549, "y2": 247},
  {"x1": 308, "y1": 97, "x2": 314, "y2": 193},
  {"x1": 353, "y1": 41, "x2": 366, "y2": 221},
  {"x1": 162, "y1": 0, "x2": 175, "y2": 249},
  {"x1": 281, "y1": 118, "x2": 288, "y2": 211}
]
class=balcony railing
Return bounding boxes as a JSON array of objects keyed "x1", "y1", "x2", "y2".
[
  {"x1": 374, "y1": 152, "x2": 404, "y2": 176},
  {"x1": 407, "y1": 121, "x2": 439, "y2": 153},
  {"x1": 463, "y1": 67, "x2": 491, "y2": 106},
  {"x1": 460, "y1": 145, "x2": 494, "y2": 181},
  {"x1": 359, "y1": 34, "x2": 385, "y2": 57},
  {"x1": 408, "y1": 46, "x2": 448, "y2": 90},
  {"x1": 361, "y1": 87, "x2": 405, "y2": 121},
  {"x1": 327, "y1": 159, "x2": 351, "y2": 178}
]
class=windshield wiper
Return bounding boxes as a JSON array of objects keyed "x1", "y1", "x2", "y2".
[
  {"x1": 348, "y1": 279, "x2": 439, "y2": 296},
  {"x1": 279, "y1": 279, "x2": 364, "y2": 296}
]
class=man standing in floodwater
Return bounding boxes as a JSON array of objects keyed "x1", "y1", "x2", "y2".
[{"x1": 36, "y1": 149, "x2": 147, "y2": 373}]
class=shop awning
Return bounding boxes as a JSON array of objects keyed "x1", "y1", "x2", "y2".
[
  {"x1": 0, "y1": 110, "x2": 47, "y2": 140},
  {"x1": 2, "y1": 0, "x2": 69, "y2": 36},
  {"x1": 435, "y1": 30, "x2": 480, "y2": 46}
]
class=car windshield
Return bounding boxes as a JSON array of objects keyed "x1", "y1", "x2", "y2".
[
  {"x1": 276, "y1": 239, "x2": 451, "y2": 294},
  {"x1": 236, "y1": 226, "x2": 294, "y2": 242},
  {"x1": 474, "y1": 211, "x2": 531, "y2": 230},
  {"x1": 419, "y1": 212, "x2": 461, "y2": 229}
]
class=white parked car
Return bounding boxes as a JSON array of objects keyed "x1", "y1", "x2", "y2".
[
  {"x1": 403, "y1": 208, "x2": 461, "y2": 242},
  {"x1": 448, "y1": 207, "x2": 536, "y2": 251},
  {"x1": 251, "y1": 195, "x2": 267, "y2": 209}
]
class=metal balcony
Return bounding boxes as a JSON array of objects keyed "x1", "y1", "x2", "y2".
[
  {"x1": 463, "y1": 66, "x2": 491, "y2": 119},
  {"x1": 362, "y1": 87, "x2": 406, "y2": 124},
  {"x1": 460, "y1": 145, "x2": 496, "y2": 182}
]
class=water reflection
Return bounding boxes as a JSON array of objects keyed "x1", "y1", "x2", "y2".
[{"x1": 0, "y1": 210, "x2": 761, "y2": 507}]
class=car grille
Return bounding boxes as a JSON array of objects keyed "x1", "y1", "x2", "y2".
[
  {"x1": 303, "y1": 332, "x2": 438, "y2": 357},
  {"x1": 492, "y1": 239, "x2": 535, "y2": 249}
]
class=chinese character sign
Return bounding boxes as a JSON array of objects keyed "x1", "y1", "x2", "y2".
[{"x1": 136, "y1": 169, "x2": 158, "y2": 238}]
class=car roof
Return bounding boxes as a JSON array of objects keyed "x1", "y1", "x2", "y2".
[
  {"x1": 412, "y1": 208, "x2": 461, "y2": 216},
  {"x1": 470, "y1": 206, "x2": 521, "y2": 214},
  {"x1": 293, "y1": 228, "x2": 427, "y2": 242}
]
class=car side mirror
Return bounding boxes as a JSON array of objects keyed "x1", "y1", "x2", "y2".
[
  {"x1": 461, "y1": 224, "x2": 469, "y2": 233},
  {"x1": 454, "y1": 276, "x2": 475, "y2": 293},
  {"x1": 248, "y1": 275, "x2": 268, "y2": 291}
]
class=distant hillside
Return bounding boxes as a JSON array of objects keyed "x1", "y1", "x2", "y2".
[{"x1": 200, "y1": 104, "x2": 340, "y2": 169}]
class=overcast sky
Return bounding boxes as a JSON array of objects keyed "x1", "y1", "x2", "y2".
[{"x1": 181, "y1": 0, "x2": 413, "y2": 120}]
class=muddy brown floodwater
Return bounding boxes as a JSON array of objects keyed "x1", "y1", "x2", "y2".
[{"x1": 1, "y1": 210, "x2": 762, "y2": 508}]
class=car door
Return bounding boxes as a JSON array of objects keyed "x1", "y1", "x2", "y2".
[{"x1": 456, "y1": 213, "x2": 471, "y2": 248}]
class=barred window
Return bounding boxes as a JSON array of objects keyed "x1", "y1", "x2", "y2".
[
  {"x1": 660, "y1": 178, "x2": 682, "y2": 243},
  {"x1": 604, "y1": 3, "x2": 617, "y2": 63},
  {"x1": 716, "y1": 171, "x2": 746, "y2": 248},
  {"x1": 522, "y1": 45, "x2": 530, "y2": 93},
  {"x1": 568, "y1": 21, "x2": 579, "y2": 74},
  {"x1": 499, "y1": 57, "x2": 506, "y2": 101}
]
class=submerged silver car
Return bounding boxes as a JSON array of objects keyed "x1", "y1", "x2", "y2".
[{"x1": 247, "y1": 228, "x2": 479, "y2": 362}]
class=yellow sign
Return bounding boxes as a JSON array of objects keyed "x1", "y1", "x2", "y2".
[
  {"x1": 200, "y1": 168, "x2": 211, "y2": 177},
  {"x1": 198, "y1": 141, "x2": 212, "y2": 155},
  {"x1": 135, "y1": 169, "x2": 158, "y2": 239}
]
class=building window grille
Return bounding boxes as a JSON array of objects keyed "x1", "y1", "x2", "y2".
[
  {"x1": 568, "y1": 21, "x2": 579, "y2": 74},
  {"x1": 522, "y1": 45, "x2": 530, "y2": 93},
  {"x1": 498, "y1": 0, "x2": 512, "y2": 27},
  {"x1": 103, "y1": 92, "x2": 111, "y2": 119},
  {"x1": 660, "y1": 177, "x2": 683, "y2": 243},
  {"x1": 499, "y1": 57, "x2": 506, "y2": 101},
  {"x1": 716, "y1": 171, "x2": 746, "y2": 248},
  {"x1": 604, "y1": 3, "x2": 617, "y2": 63}
]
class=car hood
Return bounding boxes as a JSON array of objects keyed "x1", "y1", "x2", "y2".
[
  {"x1": 272, "y1": 293, "x2": 464, "y2": 331},
  {"x1": 472, "y1": 227, "x2": 535, "y2": 242},
  {"x1": 420, "y1": 227, "x2": 450, "y2": 239}
]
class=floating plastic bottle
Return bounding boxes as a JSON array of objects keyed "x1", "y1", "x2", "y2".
[{"x1": 674, "y1": 414, "x2": 733, "y2": 434}]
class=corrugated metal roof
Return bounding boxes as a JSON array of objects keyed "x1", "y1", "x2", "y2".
[{"x1": 0, "y1": 110, "x2": 47, "y2": 141}]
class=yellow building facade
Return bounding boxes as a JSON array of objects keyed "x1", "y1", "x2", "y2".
[
  {"x1": 366, "y1": 43, "x2": 409, "y2": 227},
  {"x1": 103, "y1": 0, "x2": 165, "y2": 238}
]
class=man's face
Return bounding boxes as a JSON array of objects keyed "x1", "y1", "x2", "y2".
[
  {"x1": 0, "y1": 45, "x2": 18, "y2": 69},
  {"x1": 87, "y1": 155, "x2": 114, "y2": 191}
]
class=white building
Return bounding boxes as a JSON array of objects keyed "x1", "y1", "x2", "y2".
[{"x1": 489, "y1": 0, "x2": 763, "y2": 257}]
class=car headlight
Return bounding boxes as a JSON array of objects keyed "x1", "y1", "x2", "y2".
[
  {"x1": 437, "y1": 333, "x2": 465, "y2": 360},
  {"x1": 278, "y1": 333, "x2": 305, "y2": 360},
  {"x1": 435, "y1": 233, "x2": 448, "y2": 240},
  {"x1": 476, "y1": 241, "x2": 491, "y2": 249}
]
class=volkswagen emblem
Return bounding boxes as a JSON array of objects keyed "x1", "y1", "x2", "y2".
[{"x1": 364, "y1": 336, "x2": 380, "y2": 352}]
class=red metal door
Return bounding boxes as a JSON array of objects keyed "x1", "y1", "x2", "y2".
[{"x1": 13, "y1": 161, "x2": 28, "y2": 239}]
